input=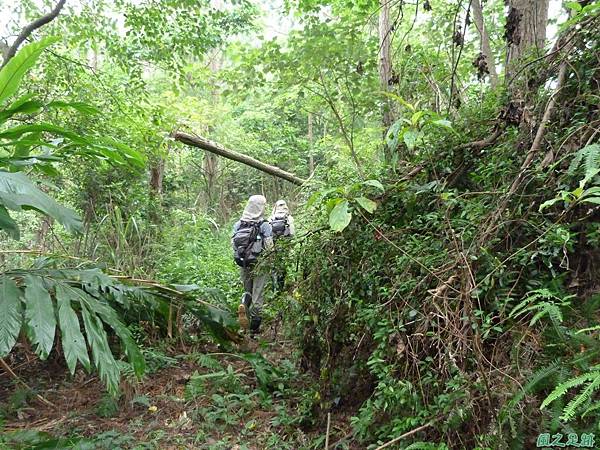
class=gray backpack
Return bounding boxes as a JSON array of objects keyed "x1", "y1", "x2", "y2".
[
  {"x1": 270, "y1": 215, "x2": 289, "y2": 238},
  {"x1": 232, "y1": 220, "x2": 263, "y2": 267}
]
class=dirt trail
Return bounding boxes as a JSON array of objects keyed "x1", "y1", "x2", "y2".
[{"x1": 0, "y1": 332, "x2": 320, "y2": 449}]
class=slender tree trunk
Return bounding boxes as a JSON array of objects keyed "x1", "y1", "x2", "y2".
[
  {"x1": 203, "y1": 43, "x2": 223, "y2": 213},
  {"x1": 472, "y1": 0, "x2": 498, "y2": 87},
  {"x1": 203, "y1": 151, "x2": 218, "y2": 206},
  {"x1": 148, "y1": 156, "x2": 164, "y2": 224},
  {"x1": 308, "y1": 112, "x2": 314, "y2": 175},
  {"x1": 149, "y1": 157, "x2": 165, "y2": 195},
  {"x1": 379, "y1": 0, "x2": 393, "y2": 131},
  {"x1": 505, "y1": 0, "x2": 549, "y2": 78}
]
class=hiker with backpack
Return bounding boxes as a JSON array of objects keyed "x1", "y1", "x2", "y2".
[
  {"x1": 232, "y1": 195, "x2": 273, "y2": 336},
  {"x1": 269, "y1": 199, "x2": 294, "y2": 291}
]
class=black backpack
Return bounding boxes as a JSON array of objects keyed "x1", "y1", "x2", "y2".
[
  {"x1": 270, "y1": 215, "x2": 289, "y2": 237},
  {"x1": 232, "y1": 220, "x2": 264, "y2": 267}
]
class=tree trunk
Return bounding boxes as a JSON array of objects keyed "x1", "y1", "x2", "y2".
[
  {"x1": 203, "y1": 152, "x2": 218, "y2": 206},
  {"x1": 378, "y1": 0, "x2": 394, "y2": 137},
  {"x1": 308, "y1": 112, "x2": 314, "y2": 175},
  {"x1": 505, "y1": 0, "x2": 549, "y2": 77},
  {"x1": 172, "y1": 132, "x2": 306, "y2": 186},
  {"x1": 472, "y1": 0, "x2": 498, "y2": 87},
  {"x1": 149, "y1": 157, "x2": 165, "y2": 195},
  {"x1": 205, "y1": 44, "x2": 224, "y2": 211}
]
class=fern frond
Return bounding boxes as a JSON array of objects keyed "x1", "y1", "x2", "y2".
[
  {"x1": 581, "y1": 400, "x2": 600, "y2": 418},
  {"x1": 510, "y1": 287, "x2": 571, "y2": 328},
  {"x1": 576, "y1": 325, "x2": 600, "y2": 334},
  {"x1": 561, "y1": 376, "x2": 600, "y2": 421},
  {"x1": 583, "y1": 144, "x2": 600, "y2": 185},
  {"x1": 195, "y1": 354, "x2": 222, "y2": 371},
  {"x1": 510, "y1": 289, "x2": 557, "y2": 317},
  {"x1": 541, "y1": 369, "x2": 600, "y2": 410},
  {"x1": 404, "y1": 443, "x2": 445, "y2": 450},
  {"x1": 550, "y1": 369, "x2": 566, "y2": 433},
  {"x1": 568, "y1": 143, "x2": 600, "y2": 187}
]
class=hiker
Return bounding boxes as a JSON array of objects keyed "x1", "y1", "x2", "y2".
[
  {"x1": 269, "y1": 200, "x2": 294, "y2": 290},
  {"x1": 232, "y1": 195, "x2": 273, "y2": 336}
]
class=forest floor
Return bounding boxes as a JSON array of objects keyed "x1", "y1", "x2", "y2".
[{"x1": 0, "y1": 328, "x2": 354, "y2": 450}]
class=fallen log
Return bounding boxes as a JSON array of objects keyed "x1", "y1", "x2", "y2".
[{"x1": 172, "y1": 131, "x2": 307, "y2": 186}]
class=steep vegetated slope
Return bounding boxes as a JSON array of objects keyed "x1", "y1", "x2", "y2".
[{"x1": 287, "y1": 7, "x2": 600, "y2": 449}]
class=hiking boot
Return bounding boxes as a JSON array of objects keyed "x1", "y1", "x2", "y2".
[{"x1": 238, "y1": 304, "x2": 249, "y2": 331}]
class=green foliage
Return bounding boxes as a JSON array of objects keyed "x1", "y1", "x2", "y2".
[
  {"x1": 541, "y1": 367, "x2": 600, "y2": 421},
  {"x1": 156, "y1": 212, "x2": 240, "y2": 301},
  {"x1": 0, "y1": 278, "x2": 22, "y2": 356},
  {"x1": 541, "y1": 144, "x2": 600, "y2": 212},
  {"x1": 0, "y1": 37, "x2": 145, "y2": 241},
  {"x1": 307, "y1": 179, "x2": 384, "y2": 232},
  {"x1": 0, "y1": 171, "x2": 83, "y2": 237},
  {"x1": 384, "y1": 96, "x2": 454, "y2": 155},
  {"x1": 0, "y1": 38, "x2": 59, "y2": 104},
  {"x1": 509, "y1": 288, "x2": 574, "y2": 327},
  {"x1": 0, "y1": 268, "x2": 145, "y2": 393},
  {"x1": 0, "y1": 429, "x2": 89, "y2": 449},
  {"x1": 499, "y1": 361, "x2": 561, "y2": 435},
  {"x1": 95, "y1": 393, "x2": 121, "y2": 418},
  {"x1": 0, "y1": 264, "x2": 241, "y2": 393},
  {"x1": 403, "y1": 443, "x2": 449, "y2": 450}
]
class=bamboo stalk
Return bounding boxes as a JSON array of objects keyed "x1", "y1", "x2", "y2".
[
  {"x1": 325, "y1": 412, "x2": 331, "y2": 449},
  {"x1": 374, "y1": 422, "x2": 434, "y2": 450}
]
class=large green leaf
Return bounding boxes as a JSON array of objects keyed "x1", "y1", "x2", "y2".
[
  {"x1": 403, "y1": 129, "x2": 420, "y2": 151},
  {"x1": 0, "y1": 171, "x2": 82, "y2": 234},
  {"x1": 55, "y1": 284, "x2": 91, "y2": 375},
  {"x1": 0, "y1": 278, "x2": 23, "y2": 357},
  {"x1": 80, "y1": 302, "x2": 120, "y2": 395},
  {"x1": 362, "y1": 179, "x2": 385, "y2": 192},
  {"x1": 329, "y1": 199, "x2": 352, "y2": 232},
  {"x1": 24, "y1": 275, "x2": 56, "y2": 360},
  {"x1": 46, "y1": 101, "x2": 100, "y2": 115},
  {"x1": 0, "y1": 37, "x2": 59, "y2": 105},
  {"x1": 0, "y1": 122, "x2": 89, "y2": 144},
  {"x1": 0, "y1": 95, "x2": 44, "y2": 123},
  {"x1": 355, "y1": 196, "x2": 377, "y2": 214},
  {"x1": 79, "y1": 293, "x2": 145, "y2": 378},
  {"x1": 93, "y1": 137, "x2": 146, "y2": 169}
]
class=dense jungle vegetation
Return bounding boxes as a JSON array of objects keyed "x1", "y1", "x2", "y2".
[{"x1": 1, "y1": 0, "x2": 600, "y2": 448}]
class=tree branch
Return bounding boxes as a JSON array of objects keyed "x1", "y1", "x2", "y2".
[
  {"x1": 1, "y1": 0, "x2": 67, "y2": 69},
  {"x1": 172, "y1": 131, "x2": 307, "y2": 186}
]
